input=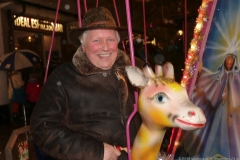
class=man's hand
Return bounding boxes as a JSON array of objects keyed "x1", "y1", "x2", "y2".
[{"x1": 103, "y1": 143, "x2": 121, "y2": 160}]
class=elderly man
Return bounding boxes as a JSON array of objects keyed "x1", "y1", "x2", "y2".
[{"x1": 30, "y1": 7, "x2": 142, "y2": 160}]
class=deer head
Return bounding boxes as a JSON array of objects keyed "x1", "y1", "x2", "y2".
[{"x1": 126, "y1": 62, "x2": 206, "y2": 160}]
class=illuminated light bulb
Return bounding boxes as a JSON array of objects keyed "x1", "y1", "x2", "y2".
[
  {"x1": 191, "y1": 45, "x2": 196, "y2": 51},
  {"x1": 178, "y1": 30, "x2": 183, "y2": 36},
  {"x1": 198, "y1": 13, "x2": 203, "y2": 18},
  {"x1": 196, "y1": 23, "x2": 203, "y2": 30},
  {"x1": 188, "y1": 55, "x2": 193, "y2": 59}
]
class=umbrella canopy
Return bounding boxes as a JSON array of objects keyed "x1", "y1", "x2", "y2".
[{"x1": 0, "y1": 49, "x2": 41, "y2": 71}]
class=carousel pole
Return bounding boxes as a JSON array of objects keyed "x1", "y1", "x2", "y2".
[
  {"x1": 142, "y1": 0, "x2": 148, "y2": 63},
  {"x1": 166, "y1": 0, "x2": 187, "y2": 157},
  {"x1": 113, "y1": 0, "x2": 126, "y2": 53},
  {"x1": 124, "y1": 1, "x2": 138, "y2": 160},
  {"x1": 124, "y1": 0, "x2": 135, "y2": 67},
  {"x1": 43, "y1": 0, "x2": 61, "y2": 83},
  {"x1": 184, "y1": 0, "x2": 188, "y2": 59},
  {"x1": 83, "y1": 0, "x2": 87, "y2": 12},
  {"x1": 77, "y1": 0, "x2": 82, "y2": 27},
  {"x1": 169, "y1": 0, "x2": 188, "y2": 156},
  {"x1": 96, "y1": 0, "x2": 99, "y2": 7}
]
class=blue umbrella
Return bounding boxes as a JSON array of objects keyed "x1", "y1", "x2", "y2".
[{"x1": 0, "y1": 49, "x2": 41, "y2": 71}]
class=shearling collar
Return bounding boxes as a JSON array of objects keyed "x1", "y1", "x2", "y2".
[{"x1": 72, "y1": 46, "x2": 131, "y2": 76}]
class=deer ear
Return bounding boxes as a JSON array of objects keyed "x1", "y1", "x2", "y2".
[
  {"x1": 155, "y1": 65, "x2": 163, "y2": 77},
  {"x1": 142, "y1": 63, "x2": 156, "y2": 79},
  {"x1": 163, "y1": 62, "x2": 175, "y2": 79},
  {"x1": 125, "y1": 66, "x2": 148, "y2": 88}
]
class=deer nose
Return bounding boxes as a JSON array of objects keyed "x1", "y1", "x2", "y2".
[{"x1": 188, "y1": 111, "x2": 196, "y2": 117}]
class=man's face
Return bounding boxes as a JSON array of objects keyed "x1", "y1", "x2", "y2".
[
  {"x1": 225, "y1": 55, "x2": 235, "y2": 71},
  {"x1": 82, "y1": 29, "x2": 119, "y2": 70}
]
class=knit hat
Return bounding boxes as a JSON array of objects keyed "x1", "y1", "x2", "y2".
[{"x1": 68, "y1": 7, "x2": 128, "y2": 46}]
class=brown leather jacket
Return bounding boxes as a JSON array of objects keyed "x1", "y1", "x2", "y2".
[{"x1": 30, "y1": 47, "x2": 141, "y2": 160}]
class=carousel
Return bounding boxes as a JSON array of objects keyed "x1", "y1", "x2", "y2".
[{"x1": 3, "y1": 0, "x2": 240, "y2": 159}]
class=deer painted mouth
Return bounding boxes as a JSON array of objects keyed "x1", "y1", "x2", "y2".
[{"x1": 176, "y1": 118, "x2": 205, "y2": 128}]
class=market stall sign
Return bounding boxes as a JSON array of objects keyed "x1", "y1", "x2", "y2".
[{"x1": 14, "y1": 15, "x2": 63, "y2": 33}]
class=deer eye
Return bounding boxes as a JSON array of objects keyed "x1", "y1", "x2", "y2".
[{"x1": 155, "y1": 93, "x2": 166, "y2": 103}]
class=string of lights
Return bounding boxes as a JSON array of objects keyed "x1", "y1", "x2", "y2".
[{"x1": 181, "y1": 0, "x2": 214, "y2": 87}]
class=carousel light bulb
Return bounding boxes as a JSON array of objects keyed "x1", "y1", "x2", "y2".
[
  {"x1": 202, "y1": 2, "x2": 207, "y2": 6},
  {"x1": 196, "y1": 23, "x2": 203, "y2": 31},
  {"x1": 178, "y1": 30, "x2": 183, "y2": 36},
  {"x1": 191, "y1": 45, "x2": 196, "y2": 51}
]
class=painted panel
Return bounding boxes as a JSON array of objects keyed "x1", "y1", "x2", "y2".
[{"x1": 182, "y1": 0, "x2": 240, "y2": 158}]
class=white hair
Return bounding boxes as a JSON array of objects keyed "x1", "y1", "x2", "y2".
[{"x1": 79, "y1": 30, "x2": 120, "y2": 45}]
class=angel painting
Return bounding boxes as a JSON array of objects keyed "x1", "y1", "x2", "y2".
[{"x1": 182, "y1": 0, "x2": 240, "y2": 158}]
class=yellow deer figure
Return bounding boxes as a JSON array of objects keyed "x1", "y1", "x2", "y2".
[{"x1": 125, "y1": 62, "x2": 206, "y2": 160}]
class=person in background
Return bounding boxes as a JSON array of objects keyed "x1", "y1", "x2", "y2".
[
  {"x1": 8, "y1": 70, "x2": 25, "y2": 122},
  {"x1": 32, "y1": 61, "x2": 45, "y2": 85},
  {"x1": 30, "y1": 7, "x2": 141, "y2": 160},
  {"x1": 25, "y1": 73, "x2": 41, "y2": 124}
]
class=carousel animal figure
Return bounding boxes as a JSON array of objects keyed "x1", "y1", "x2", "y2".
[{"x1": 125, "y1": 62, "x2": 206, "y2": 160}]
